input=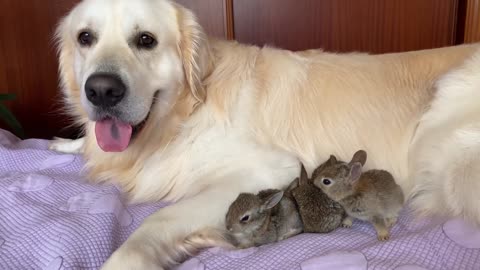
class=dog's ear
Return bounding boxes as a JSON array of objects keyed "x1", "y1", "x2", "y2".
[
  {"x1": 175, "y1": 5, "x2": 211, "y2": 103},
  {"x1": 312, "y1": 155, "x2": 337, "y2": 179}
]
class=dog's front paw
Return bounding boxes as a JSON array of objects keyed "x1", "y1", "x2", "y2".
[{"x1": 49, "y1": 137, "x2": 85, "y2": 154}]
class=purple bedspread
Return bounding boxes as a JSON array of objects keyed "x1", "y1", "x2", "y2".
[{"x1": 0, "y1": 129, "x2": 479, "y2": 270}]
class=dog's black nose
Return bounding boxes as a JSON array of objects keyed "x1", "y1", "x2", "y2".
[{"x1": 85, "y1": 73, "x2": 126, "y2": 108}]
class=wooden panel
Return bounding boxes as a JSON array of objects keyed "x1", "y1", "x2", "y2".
[
  {"x1": 0, "y1": 0, "x2": 80, "y2": 139},
  {"x1": 233, "y1": 0, "x2": 459, "y2": 53},
  {"x1": 225, "y1": 0, "x2": 235, "y2": 39},
  {"x1": 464, "y1": 0, "x2": 480, "y2": 42},
  {"x1": 174, "y1": 0, "x2": 227, "y2": 38}
]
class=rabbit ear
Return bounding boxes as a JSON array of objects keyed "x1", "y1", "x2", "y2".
[
  {"x1": 261, "y1": 191, "x2": 284, "y2": 211},
  {"x1": 312, "y1": 155, "x2": 337, "y2": 179},
  {"x1": 328, "y1": 155, "x2": 338, "y2": 164},
  {"x1": 349, "y1": 162, "x2": 363, "y2": 183},
  {"x1": 299, "y1": 163, "x2": 308, "y2": 185},
  {"x1": 350, "y1": 150, "x2": 367, "y2": 166}
]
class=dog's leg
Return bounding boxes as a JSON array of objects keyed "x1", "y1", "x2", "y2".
[
  {"x1": 100, "y1": 185, "x2": 240, "y2": 270},
  {"x1": 100, "y1": 143, "x2": 299, "y2": 269},
  {"x1": 49, "y1": 137, "x2": 85, "y2": 154}
]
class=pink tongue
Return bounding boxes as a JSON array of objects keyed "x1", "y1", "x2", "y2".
[{"x1": 95, "y1": 119, "x2": 132, "y2": 152}]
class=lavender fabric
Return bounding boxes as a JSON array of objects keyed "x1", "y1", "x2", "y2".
[{"x1": 0, "y1": 129, "x2": 479, "y2": 270}]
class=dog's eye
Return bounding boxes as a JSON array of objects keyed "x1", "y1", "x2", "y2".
[
  {"x1": 322, "y1": 178, "x2": 332, "y2": 185},
  {"x1": 240, "y1": 215, "x2": 250, "y2": 223},
  {"x1": 137, "y1": 33, "x2": 157, "y2": 49},
  {"x1": 78, "y1": 31, "x2": 94, "y2": 47}
]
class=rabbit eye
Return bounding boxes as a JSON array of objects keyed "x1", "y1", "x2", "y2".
[
  {"x1": 240, "y1": 215, "x2": 250, "y2": 223},
  {"x1": 322, "y1": 178, "x2": 332, "y2": 185}
]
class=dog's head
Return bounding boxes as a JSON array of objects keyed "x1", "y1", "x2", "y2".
[{"x1": 56, "y1": 0, "x2": 209, "y2": 152}]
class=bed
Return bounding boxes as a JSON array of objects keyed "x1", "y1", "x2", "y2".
[{"x1": 0, "y1": 128, "x2": 479, "y2": 270}]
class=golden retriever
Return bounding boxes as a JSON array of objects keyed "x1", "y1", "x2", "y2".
[{"x1": 50, "y1": 0, "x2": 480, "y2": 268}]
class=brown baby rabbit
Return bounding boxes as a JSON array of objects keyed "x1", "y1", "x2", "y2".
[
  {"x1": 285, "y1": 160, "x2": 345, "y2": 233},
  {"x1": 225, "y1": 189, "x2": 303, "y2": 248},
  {"x1": 313, "y1": 150, "x2": 404, "y2": 241}
]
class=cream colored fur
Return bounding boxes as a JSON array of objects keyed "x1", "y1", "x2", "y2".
[
  {"x1": 409, "y1": 49, "x2": 480, "y2": 224},
  {"x1": 50, "y1": 0, "x2": 480, "y2": 269}
]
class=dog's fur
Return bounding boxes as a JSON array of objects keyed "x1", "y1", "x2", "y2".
[{"x1": 50, "y1": 0, "x2": 480, "y2": 268}]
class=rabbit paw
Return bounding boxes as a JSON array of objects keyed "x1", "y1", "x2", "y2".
[
  {"x1": 341, "y1": 217, "x2": 353, "y2": 228},
  {"x1": 373, "y1": 217, "x2": 391, "y2": 241},
  {"x1": 377, "y1": 232, "x2": 390, "y2": 241}
]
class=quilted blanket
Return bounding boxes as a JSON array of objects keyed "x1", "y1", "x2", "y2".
[{"x1": 0, "y1": 129, "x2": 479, "y2": 270}]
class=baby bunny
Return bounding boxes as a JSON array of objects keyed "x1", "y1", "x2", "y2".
[
  {"x1": 285, "y1": 160, "x2": 345, "y2": 233},
  {"x1": 313, "y1": 150, "x2": 404, "y2": 241},
  {"x1": 225, "y1": 189, "x2": 303, "y2": 248}
]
